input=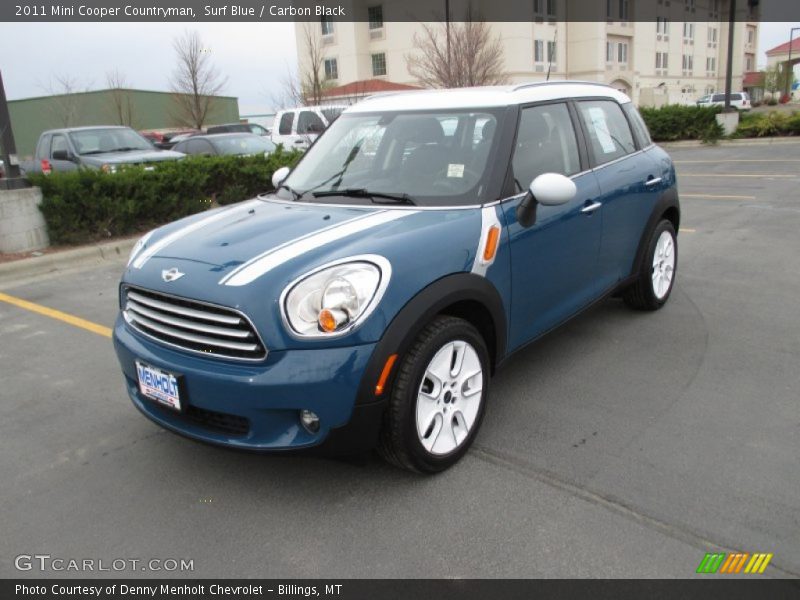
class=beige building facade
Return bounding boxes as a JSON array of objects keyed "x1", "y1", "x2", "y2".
[{"x1": 295, "y1": 0, "x2": 759, "y2": 106}]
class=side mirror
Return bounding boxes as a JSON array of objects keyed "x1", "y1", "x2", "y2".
[
  {"x1": 516, "y1": 173, "x2": 577, "y2": 228},
  {"x1": 52, "y1": 149, "x2": 73, "y2": 161},
  {"x1": 272, "y1": 166, "x2": 290, "y2": 189}
]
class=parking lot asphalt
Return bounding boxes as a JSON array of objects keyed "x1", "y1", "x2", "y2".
[{"x1": 1, "y1": 141, "x2": 799, "y2": 580}]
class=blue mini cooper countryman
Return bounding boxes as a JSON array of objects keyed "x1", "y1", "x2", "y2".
[{"x1": 114, "y1": 82, "x2": 679, "y2": 472}]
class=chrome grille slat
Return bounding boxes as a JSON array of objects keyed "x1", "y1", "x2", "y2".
[
  {"x1": 123, "y1": 287, "x2": 266, "y2": 361},
  {"x1": 128, "y1": 312, "x2": 260, "y2": 352},
  {"x1": 127, "y1": 290, "x2": 242, "y2": 325}
]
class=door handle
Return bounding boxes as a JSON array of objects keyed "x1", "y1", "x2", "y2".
[
  {"x1": 581, "y1": 201, "x2": 603, "y2": 214},
  {"x1": 645, "y1": 176, "x2": 662, "y2": 187},
  {"x1": 294, "y1": 139, "x2": 305, "y2": 144}
]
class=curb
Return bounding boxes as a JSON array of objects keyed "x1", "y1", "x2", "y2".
[
  {"x1": 661, "y1": 137, "x2": 800, "y2": 149},
  {"x1": 0, "y1": 237, "x2": 137, "y2": 287}
]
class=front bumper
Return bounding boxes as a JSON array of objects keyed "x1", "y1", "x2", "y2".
[{"x1": 113, "y1": 316, "x2": 384, "y2": 454}]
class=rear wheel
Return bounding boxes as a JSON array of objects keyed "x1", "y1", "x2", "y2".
[
  {"x1": 624, "y1": 219, "x2": 677, "y2": 310},
  {"x1": 378, "y1": 316, "x2": 489, "y2": 473}
]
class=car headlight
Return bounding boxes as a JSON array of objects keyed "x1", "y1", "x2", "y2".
[
  {"x1": 127, "y1": 230, "x2": 154, "y2": 266},
  {"x1": 281, "y1": 255, "x2": 391, "y2": 337}
]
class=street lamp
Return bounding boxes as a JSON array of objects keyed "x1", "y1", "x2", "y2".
[{"x1": 785, "y1": 27, "x2": 800, "y2": 100}]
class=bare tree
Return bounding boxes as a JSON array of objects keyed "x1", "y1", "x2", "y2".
[
  {"x1": 105, "y1": 69, "x2": 136, "y2": 127},
  {"x1": 42, "y1": 74, "x2": 89, "y2": 126},
  {"x1": 279, "y1": 22, "x2": 332, "y2": 108},
  {"x1": 270, "y1": 65, "x2": 306, "y2": 111},
  {"x1": 169, "y1": 30, "x2": 227, "y2": 129},
  {"x1": 406, "y1": 9, "x2": 507, "y2": 88}
]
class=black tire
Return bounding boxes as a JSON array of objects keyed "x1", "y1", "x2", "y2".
[
  {"x1": 377, "y1": 316, "x2": 490, "y2": 473},
  {"x1": 624, "y1": 219, "x2": 678, "y2": 311}
]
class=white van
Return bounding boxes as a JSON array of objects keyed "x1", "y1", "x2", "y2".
[
  {"x1": 696, "y1": 92, "x2": 751, "y2": 110},
  {"x1": 271, "y1": 106, "x2": 346, "y2": 150}
]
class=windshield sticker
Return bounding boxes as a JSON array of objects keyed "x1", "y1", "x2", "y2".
[
  {"x1": 587, "y1": 107, "x2": 617, "y2": 154},
  {"x1": 447, "y1": 163, "x2": 465, "y2": 178}
]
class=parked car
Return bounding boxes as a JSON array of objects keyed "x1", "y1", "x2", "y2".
[
  {"x1": 114, "y1": 82, "x2": 679, "y2": 472},
  {"x1": 156, "y1": 130, "x2": 201, "y2": 150},
  {"x1": 271, "y1": 105, "x2": 346, "y2": 149},
  {"x1": 172, "y1": 133, "x2": 276, "y2": 157},
  {"x1": 22, "y1": 126, "x2": 184, "y2": 174},
  {"x1": 697, "y1": 92, "x2": 751, "y2": 110},
  {"x1": 207, "y1": 122, "x2": 271, "y2": 137}
]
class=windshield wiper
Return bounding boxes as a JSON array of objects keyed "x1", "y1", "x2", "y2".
[
  {"x1": 312, "y1": 188, "x2": 416, "y2": 206},
  {"x1": 113, "y1": 147, "x2": 147, "y2": 152},
  {"x1": 278, "y1": 183, "x2": 303, "y2": 201}
]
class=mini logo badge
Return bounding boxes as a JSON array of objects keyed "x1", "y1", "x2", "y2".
[{"x1": 161, "y1": 268, "x2": 185, "y2": 283}]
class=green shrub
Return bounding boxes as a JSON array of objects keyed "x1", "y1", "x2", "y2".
[
  {"x1": 639, "y1": 105, "x2": 724, "y2": 142},
  {"x1": 735, "y1": 111, "x2": 795, "y2": 138},
  {"x1": 27, "y1": 148, "x2": 302, "y2": 245}
]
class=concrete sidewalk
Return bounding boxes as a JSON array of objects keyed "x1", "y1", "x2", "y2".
[
  {"x1": 0, "y1": 236, "x2": 136, "y2": 287},
  {"x1": 661, "y1": 136, "x2": 800, "y2": 149}
]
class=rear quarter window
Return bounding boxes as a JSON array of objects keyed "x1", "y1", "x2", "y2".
[{"x1": 622, "y1": 103, "x2": 652, "y2": 148}]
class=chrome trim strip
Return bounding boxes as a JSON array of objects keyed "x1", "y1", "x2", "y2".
[
  {"x1": 278, "y1": 254, "x2": 392, "y2": 341},
  {"x1": 124, "y1": 312, "x2": 260, "y2": 353},
  {"x1": 223, "y1": 210, "x2": 416, "y2": 287},
  {"x1": 127, "y1": 291, "x2": 242, "y2": 325},
  {"x1": 126, "y1": 300, "x2": 253, "y2": 339},
  {"x1": 131, "y1": 200, "x2": 261, "y2": 269},
  {"x1": 581, "y1": 201, "x2": 603, "y2": 213},
  {"x1": 645, "y1": 177, "x2": 663, "y2": 187}
]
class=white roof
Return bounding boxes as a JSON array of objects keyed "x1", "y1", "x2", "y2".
[{"x1": 346, "y1": 81, "x2": 630, "y2": 113}]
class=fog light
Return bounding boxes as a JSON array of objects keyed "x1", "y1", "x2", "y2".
[{"x1": 300, "y1": 410, "x2": 320, "y2": 433}]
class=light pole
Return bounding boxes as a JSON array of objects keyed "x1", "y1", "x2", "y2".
[
  {"x1": 724, "y1": 0, "x2": 736, "y2": 111},
  {"x1": 0, "y1": 69, "x2": 26, "y2": 190},
  {"x1": 785, "y1": 27, "x2": 800, "y2": 100}
]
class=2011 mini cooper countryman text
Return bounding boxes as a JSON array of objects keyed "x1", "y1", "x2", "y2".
[{"x1": 113, "y1": 82, "x2": 679, "y2": 472}]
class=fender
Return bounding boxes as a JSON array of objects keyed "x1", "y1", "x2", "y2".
[
  {"x1": 354, "y1": 272, "x2": 508, "y2": 406},
  {"x1": 629, "y1": 186, "x2": 680, "y2": 278}
]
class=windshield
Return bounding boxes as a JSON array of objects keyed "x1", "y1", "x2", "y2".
[
  {"x1": 70, "y1": 128, "x2": 153, "y2": 154},
  {"x1": 211, "y1": 135, "x2": 276, "y2": 155},
  {"x1": 279, "y1": 109, "x2": 504, "y2": 206}
]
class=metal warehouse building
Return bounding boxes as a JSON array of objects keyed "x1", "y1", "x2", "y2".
[{"x1": 8, "y1": 88, "x2": 240, "y2": 157}]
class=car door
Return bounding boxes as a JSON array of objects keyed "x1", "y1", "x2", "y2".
[
  {"x1": 271, "y1": 111, "x2": 298, "y2": 148},
  {"x1": 575, "y1": 99, "x2": 663, "y2": 289},
  {"x1": 295, "y1": 110, "x2": 326, "y2": 149},
  {"x1": 501, "y1": 102, "x2": 603, "y2": 350},
  {"x1": 49, "y1": 134, "x2": 79, "y2": 172}
]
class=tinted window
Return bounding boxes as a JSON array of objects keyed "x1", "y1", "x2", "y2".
[
  {"x1": 37, "y1": 134, "x2": 52, "y2": 160},
  {"x1": 248, "y1": 124, "x2": 269, "y2": 135},
  {"x1": 731, "y1": 93, "x2": 742, "y2": 101},
  {"x1": 712, "y1": 94, "x2": 726, "y2": 102},
  {"x1": 185, "y1": 139, "x2": 215, "y2": 155},
  {"x1": 278, "y1": 112, "x2": 294, "y2": 135},
  {"x1": 512, "y1": 103, "x2": 580, "y2": 189},
  {"x1": 51, "y1": 135, "x2": 69, "y2": 159},
  {"x1": 577, "y1": 100, "x2": 636, "y2": 165},
  {"x1": 297, "y1": 111, "x2": 326, "y2": 134},
  {"x1": 211, "y1": 135, "x2": 276, "y2": 156},
  {"x1": 622, "y1": 103, "x2": 652, "y2": 148},
  {"x1": 321, "y1": 107, "x2": 344, "y2": 123}
]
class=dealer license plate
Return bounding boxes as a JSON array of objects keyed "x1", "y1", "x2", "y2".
[{"x1": 136, "y1": 361, "x2": 181, "y2": 411}]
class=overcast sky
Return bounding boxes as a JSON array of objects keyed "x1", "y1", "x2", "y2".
[{"x1": 0, "y1": 21, "x2": 797, "y2": 114}]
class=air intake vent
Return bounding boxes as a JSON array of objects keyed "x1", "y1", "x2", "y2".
[{"x1": 123, "y1": 286, "x2": 267, "y2": 361}]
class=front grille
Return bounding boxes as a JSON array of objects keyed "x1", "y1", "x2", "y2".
[
  {"x1": 154, "y1": 403, "x2": 250, "y2": 436},
  {"x1": 123, "y1": 286, "x2": 267, "y2": 361}
]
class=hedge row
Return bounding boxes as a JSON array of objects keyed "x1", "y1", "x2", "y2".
[
  {"x1": 27, "y1": 148, "x2": 302, "y2": 245},
  {"x1": 733, "y1": 110, "x2": 800, "y2": 138},
  {"x1": 638, "y1": 105, "x2": 724, "y2": 142}
]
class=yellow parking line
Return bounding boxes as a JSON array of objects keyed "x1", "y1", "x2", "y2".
[
  {"x1": 679, "y1": 228, "x2": 696, "y2": 233},
  {"x1": 680, "y1": 173, "x2": 795, "y2": 178},
  {"x1": 682, "y1": 193, "x2": 756, "y2": 200},
  {"x1": 0, "y1": 291, "x2": 112, "y2": 339}
]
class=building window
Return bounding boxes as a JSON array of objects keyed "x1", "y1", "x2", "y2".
[
  {"x1": 618, "y1": 0, "x2": 629, "y2": 20},
  {"x1": 324, "y1": 58, "x2": 338, "y2": 80},
  {"x1": 683, "y1": 22, "x2": 694, "y2": 40},
  {"x1": 747, "y1": 27, "x2": 755, "y2": 44},
  {"x1": 656, "y1": 17, "x2": 669, "y2": 35},
  {"x1": 706, "y1": 57, "x2": 716, "y2": 72},
  {"x1": 371, "y1": 52, "x2": 387, "y2": 76},
  {"x1": 534, "y1": 39, "x2": 545, "y2": 63},
  {"x1": 656, "y1": 52, "x2": 668, "y2": 69},
  {"x1": 746, "y1": 55, "x2": 754, "y2": 71},
  {"x1": 708, "y1": 27, "x2": 717, "y2": 43},
  {"x1": 534, "y1": 0, "x2": 557, "y2": 18},
  {"x1": 682, "y1": 54, "x2": 694, "y2": 71},
  {"x1": 368, "y1": 5, "x2": 383, "y2": 30},
  {"x1": 606, "y1": 41, "x2": 614, "y2": 62},
  {"x1": 547, "y1": 41, "x2": 557, "y2": 63},
  {"x1": 321, "y1": 16, "x2": 334, "y2": 36},
  {"x1": 617, "y1": 42, "x2": 628, "y2": 64},
  {"x1": 685, "y1": 0, "x2": 695, "y2": 10}
]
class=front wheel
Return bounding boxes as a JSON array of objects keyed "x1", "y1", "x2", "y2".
[
  {"x1": 624, "y1": 219, "x2": 678, "y2": 310},
  {"x1": 377, "y1": 316, "x2": 490, "y2": 473}
]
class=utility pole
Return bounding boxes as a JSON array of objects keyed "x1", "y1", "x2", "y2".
[
  {"x1": 724, "y1": 0, "x2": 736, "y2": 111},
  {"x1": 445, "y1": 0, "x2": 451, "y2": 87},
  {"x1": 0, "y1": 69, "x2": 26, "y2": 190}
]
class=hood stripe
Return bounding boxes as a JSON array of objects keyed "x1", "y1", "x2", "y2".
[
  {"x1": 132, "y1": 200, "x2": 261, "y2": 269},
  {"x1": 222, "y1": 209, "x2": 417, "y2": 287}
]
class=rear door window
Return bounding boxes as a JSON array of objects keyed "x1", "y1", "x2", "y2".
[
  {"x1": 37, "y1": 134, "x2": 52, "y2": 160},
  {"x1": 577, "y1": 100, "x2": 636, "y2": 166},
  {"x1": 622, "y1": 103, "x2": 652, "y2": 148},
  {"x1": 278, "y1": 112, "x2": 294, "y2": 135},
  {"x1": 512, "y1": 103, "x2": 581, "y2": 188},
  {"x1": 297, "y1": 111, "x2": 326, "y2": 134}
]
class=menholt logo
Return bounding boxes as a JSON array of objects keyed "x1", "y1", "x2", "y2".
[{"x1": 696, "y1": 552, "x2": 773, "y2": 574}]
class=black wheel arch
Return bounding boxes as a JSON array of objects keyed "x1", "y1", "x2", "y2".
[
  {"x1": 355, "y1": 272, "x2": 507, "y2": 406},
  {"x1": 630, "y1": 186, "x2": 680, "y2": 277}
]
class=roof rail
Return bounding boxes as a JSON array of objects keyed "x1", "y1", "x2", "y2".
[{"x1": 511, "y1": 80, "x2": 615, "y2": 93}]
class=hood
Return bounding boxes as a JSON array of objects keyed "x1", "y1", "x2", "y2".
[
  {"x1": 82, "y1": 149, "x2": 184, "y2": 165},
  {"x1": 123, "y1": 196, "x2": 486, "y2": 351}
]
